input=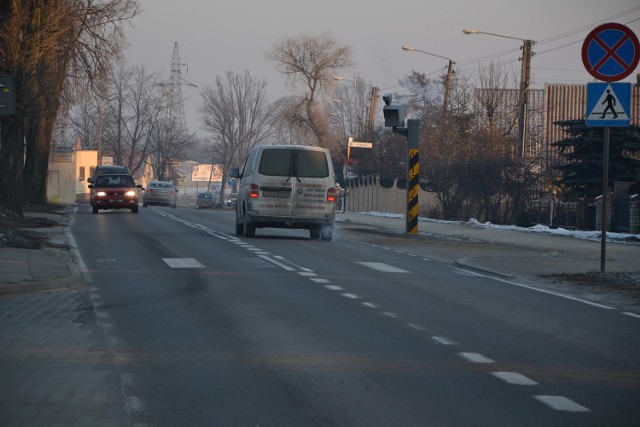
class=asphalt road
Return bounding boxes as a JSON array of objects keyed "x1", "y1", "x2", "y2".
[{"x1": 70, "y1": 205, "x2": 640, "y2": 426}]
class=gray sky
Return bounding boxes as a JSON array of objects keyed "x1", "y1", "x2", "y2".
[{"x1": 125, "y1": 0, "x2": 640, "y2": 133}]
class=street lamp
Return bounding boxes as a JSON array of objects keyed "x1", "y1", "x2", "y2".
[
  {"x1": 401, "y1": 44, "x2": 455, "y2": 117},
  {"x1": 463, "y1": 28, "x2": 535, "y2": 225}
]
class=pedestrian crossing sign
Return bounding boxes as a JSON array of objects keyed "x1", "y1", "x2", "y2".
[{"x1": 586, "y1": 82, "x2": 631, "y2": 127}]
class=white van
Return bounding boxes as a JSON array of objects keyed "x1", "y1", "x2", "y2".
[{"x1": 229, "y1": 145, "x2": 337, "y2": 240}]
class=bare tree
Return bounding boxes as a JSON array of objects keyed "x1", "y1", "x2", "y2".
[
  {"x1": 475, "y1": 61, "x2": 517, "y2": 135},
  {"x1": 199, "y1": 70, "x2": 273, "y2": 202},
  {"x1": 103, "y1": 61, "x2": 163, "y2": 175},
  {"x1": 0, "y1": 0, "x2": 139, "y2": 214},
  {"x1": 267, "y1": 32, "x2": 352, "y2": 149}
]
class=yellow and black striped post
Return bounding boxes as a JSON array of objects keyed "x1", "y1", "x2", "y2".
[
  {"x1": 405, "y1": 119, "x2": 420, "y2": 234},
  {"x1": 407, "y1": 148, "x2": 419, "y2": 234}
]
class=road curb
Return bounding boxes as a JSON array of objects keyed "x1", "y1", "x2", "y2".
[{"x1": 454, "y1": 257, "x2": 513, "y2": 280}]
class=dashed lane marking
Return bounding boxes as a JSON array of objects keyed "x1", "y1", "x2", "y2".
[
  {"x1": 341, "y1": 293, "x2": 361, "y2": 299},
  {"x1": 432, "y1": 336, "x2": 459, "y2": 346},
  {"x1": 492, "y1": 371, "x2": 538, "y2": 386},
  {"x1": 458, "y1": 352, "x2": 495, "y2": 363},
  {"x1": 533, "y1": 395, "x2": 590, "y2": 412},
  {"x1": 257, "y1": 254, "x2": 296, "y2": 271}
]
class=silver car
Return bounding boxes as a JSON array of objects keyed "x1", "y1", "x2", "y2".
[{"x1": 143, "y1": 181, "x2": 178, "y2": 208}]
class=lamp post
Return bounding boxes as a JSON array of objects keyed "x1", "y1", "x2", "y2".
[
  {"x1": 402, "y1": 44, "x2": 455, "y2": 118},
  {"x1": 97, "y1": 104, "x2": 104, "y2": 166},
  {"x1": 463, "y1": 28, "x2": 535, "y2": 225}
]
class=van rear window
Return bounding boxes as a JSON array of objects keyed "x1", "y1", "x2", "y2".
[
  {"x1": 297, "y1": 150, "x2": 329, "y2": 178},
  {"x1": 259, "y1": 149, "x2": 292, "y2": 176},
  {"x1": 258, "y1": 149, "x2": 329, "y2": 178}
]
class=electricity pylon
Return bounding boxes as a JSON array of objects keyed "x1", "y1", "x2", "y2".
[{"x1": 160, "y1": 42, "x2": 196, "y2": 134}]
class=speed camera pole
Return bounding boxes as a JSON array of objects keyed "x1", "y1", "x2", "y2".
[{"x1": 382, "y1": 93, "x2": 421, "y2": 235}]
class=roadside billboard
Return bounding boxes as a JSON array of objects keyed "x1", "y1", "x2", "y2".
[{"x1": 192, "y1": 164, "x2": 223, "y2": 182}]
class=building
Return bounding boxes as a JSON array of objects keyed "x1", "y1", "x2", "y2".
[{"x1": 47, "y1": 144, "x2": 97, "y2": 204}]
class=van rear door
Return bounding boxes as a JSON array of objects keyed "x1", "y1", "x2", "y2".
[
  {"x1": 291, "y1": 149, "x2": 334, "y2": 220},
  {"x1": 255, "y1": 148, "x2": 295, "y2": 218}
]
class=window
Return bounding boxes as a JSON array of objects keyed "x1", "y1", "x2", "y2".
[
  {"x1": 296, "y1": 150, "x2": 329, "y2": 178},
  {"x1": 258, "y1": 149, "x2": 329, "y2": 178},
  {"x1": 259, "y1": 149, "x2": 293, "y2": 176},
  {"x1": 79, "y1": 167, "x2": 85, "y2": 181}
]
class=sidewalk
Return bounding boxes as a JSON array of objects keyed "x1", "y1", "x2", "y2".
[
  {"x1": 335, "y1": 212, "x2": 640, "y2": 279},
  {"x1": 0, "y1": 205, "x2": 82, "y2": 295}
]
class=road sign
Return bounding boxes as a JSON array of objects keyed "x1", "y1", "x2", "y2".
[
  {"x1": 581, "y1": 23, "x2": 640, "y2": 82},
  {"x1": 585, "y1": 82, "x2": 631, "y2": 127},
  {"x1": 347, "y1": 140, "x2": 373, "y2": 148}
]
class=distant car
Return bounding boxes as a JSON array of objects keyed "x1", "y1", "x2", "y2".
[
  {"x1": 143, "y1": 181, "x2": 178, "y2": 208},
  {"x1": 89, "y1": 174, "x2": 142, "y2": 213},
  {"x1": 196, "y1": 192, "x2": 215, "y2": 209},
  {"x1": 224, "y1": 193, "x2": 237, "y2": 208}
]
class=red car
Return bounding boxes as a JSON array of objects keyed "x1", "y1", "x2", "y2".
[{"x1": 89, "y1": 174, "x2": 143, "y2": 213}]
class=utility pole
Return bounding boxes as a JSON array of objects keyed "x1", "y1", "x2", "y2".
[
  {"x1": 443, "y1": 59, "x2": 455, "y2": 118},
  {"x1": 367, "y1": 86, "x2": 379, "y2": 140},
  {"x1": 513, "y1": 39, "x2": 534, "y2": 225}
]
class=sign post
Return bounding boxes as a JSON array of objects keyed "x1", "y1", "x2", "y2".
[{"x1": 582, "y1": 22, "x2": 639, "y2": 273}]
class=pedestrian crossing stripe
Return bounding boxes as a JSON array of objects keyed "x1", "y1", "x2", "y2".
[
  {"x1": 163, "y1": 258, "x2": 205, "y2": 268},
  {"x1": 586, "y1": 82, "x2": 631, "y2": 127}
]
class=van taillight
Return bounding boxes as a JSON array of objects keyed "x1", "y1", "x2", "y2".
[
  {"x1": 327, "y1": 187, "x2": 337, "y2": 202},
  {"x1": 249, "y1": 184, "x2": 260, "y2": 198}
]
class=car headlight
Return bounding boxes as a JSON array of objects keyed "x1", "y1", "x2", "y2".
[
  {"x1": 125, "y1": 190, "x2": 137, "y2": 197},
  {"x1": 96, "y1": 191, "x2": 107, "y2": 197}
]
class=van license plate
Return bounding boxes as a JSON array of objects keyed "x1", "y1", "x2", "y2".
[{"x1": 263, "y1": 190, "x2": 289, "y2": 198}]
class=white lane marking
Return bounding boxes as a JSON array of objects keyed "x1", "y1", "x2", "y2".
[
  {"x1": 325, "y1": 285, "x2": 344, "y2": 291},
  {"x1": 257, "y1": 255, "x2": 296, "y2": 271},
  {"x1": 623, "y1": 311, "x2": 640, "y2": 319},
  {"x1": 298, "y1": 272, "x2": 317, "y2": 277},
  {"x1": 127, "y1": 396, "x2": 146, "y2": 412},
  {"x1": 341, "y1": 293, "x2": 361, "y2": 299},
  {"x1": 95, "y1": 311, "x2": 111, "y2": 320},
  {"x1": 458, "y1": 352, "x2": 495, "y2": 363},
  {"x1": 383, "y1": 312, "x2": 399, "y2": 318},
  {"x1": 310, "y1": 278, "x2": 330, "y2": 283},
  {"x1": 432, "y1": 336, "x2": 458, "y2": 345},
  {"x1": 408, "y1": 323, "x2": 425, "y2": 331},
  {"x1": 114, "y1": 353, "x2": 130, "y2": 364},
  {"x1": 494, "y1": 277, "x2": 615, "y2": 310},
  {"x1": 361, "y1": 302, "x2": 378, "y2": 309},
  {"x1": 163, "y1": 258, "x2": 205, "y2": 269},
  {"x1": 533, "y1": 395, "x2": 590, "y2": 412},
  {"x1": 492, "y1": 371, "x2": 538, "y2": 385},
  {"x1": 357, "y1": 262, "x2": 410, "y2": 273},
  {"x1": 246, "y1": 247, "x2": 262, "y2": 252},
  {"x1": 121, "y1": 373, "x2": 134, "y2": 387},
  {"x1": 107, "y1": 336, "x2": 123, "y2": 346}
]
